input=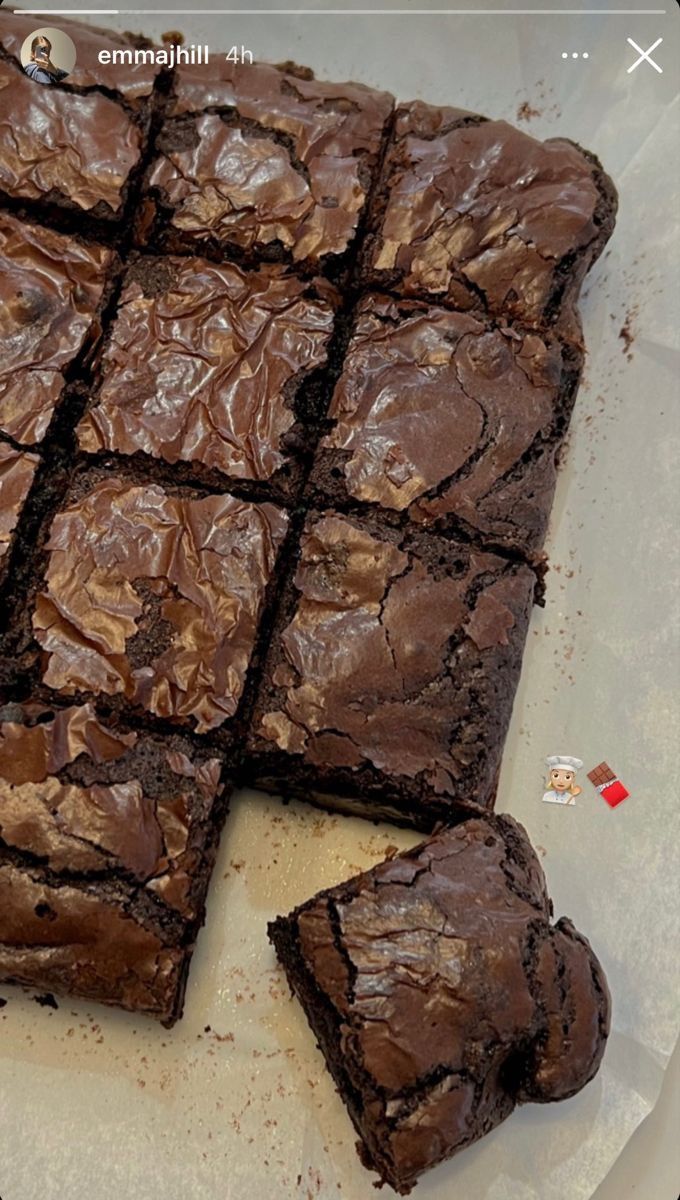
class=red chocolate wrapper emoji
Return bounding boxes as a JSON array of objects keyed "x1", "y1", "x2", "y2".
[{"x1": 588, "y1": 762, "x2": 629, "y2": 808}]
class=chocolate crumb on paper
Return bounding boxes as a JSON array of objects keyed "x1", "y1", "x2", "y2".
[
  {"x1": 516, "y1": 100, "x2": 541, "y2": 122},
  {"x1": 618, "y1": 309, "x2": 637, "y2": 360},
  {"x1": 34, "y1": 993, "x2": 58, "y2": 1009}
]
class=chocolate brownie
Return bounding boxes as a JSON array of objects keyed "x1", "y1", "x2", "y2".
[
  {"x1": 0, "y1": 55, "x2": 146, "y2": 226},
  {"x1": 269, "y1": 814, "x2": 611, "y2": 1193},
  {"x1": 0, "y1": 9, "x2": 162, "y2": 105},
  {"x1": 18, "y1": 465, "x2": 289, "y2": 733},
  {"x1": 138, "y1": 59, "x2": 393, "y2": 270},
  {"x1": 76, "y1": 256, "x2": 336, "y2": 497},
  {"x1": 0, "y1": 700, "x2": 229, "y2": 1022},
  {"x1": 0, "y1": 443, "x2": 39, "y2": 589},
  {"x1": 361, "y1": 101, "x2": 617, "y2": 328},
  {"x1": 309, "y1": 295, "x2": 583, "y2": 554},
  {"x1": 0, "y1": 211, "x2": 114, "y2": 445},
  {"x1": 246, "y1": 510, "x2": 535, "y2": 828}
]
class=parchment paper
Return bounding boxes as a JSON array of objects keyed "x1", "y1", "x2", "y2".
[{"x1": 1, "y1": 3, "x2": 679, "y2": 1198}]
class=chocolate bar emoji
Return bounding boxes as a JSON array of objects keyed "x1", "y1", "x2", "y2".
[{"x1": 588, "y1": 762, "x2": 629, "y2": 807}]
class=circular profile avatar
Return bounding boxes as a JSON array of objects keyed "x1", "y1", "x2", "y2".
[{"x1": 21, "y1": 27, "x2": 77, "y2": 86}]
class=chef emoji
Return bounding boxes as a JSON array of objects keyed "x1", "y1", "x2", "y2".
[{"x1": 542, "y1": 755, "x2": 583, "y2": 805}]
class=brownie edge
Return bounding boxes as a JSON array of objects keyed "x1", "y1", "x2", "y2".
[
  {"x1": 0, "y1": 701, "x2": 232, "y2": 1023},
  {"x1": 269, "y1": 814, "x2": 610, "y2": 1194}
]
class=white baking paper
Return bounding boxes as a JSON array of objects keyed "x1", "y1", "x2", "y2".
[{"x1": 1, "y1": 3, "x2": 679, "y2": 1198}]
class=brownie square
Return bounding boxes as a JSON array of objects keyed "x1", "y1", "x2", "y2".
[
  {"x1": 269, "y1": 814, "x2": 610, "y2": 1193},
  {"x1": 246, "y1": 510, "x2": 535, "y2": 828},
  {"x1": 0, "y1": 699, "x2": 229, "y2": 1023},
  {"x1": 26, "y1": 466, "x2": 289, "y2": 733},
  {"x1": 361, "y1": 101, "x2": 617, "y2": 327},
  {"x1": 76, "y1": 256, "x2": 336, "y2": 496},
  {"x1": 0, "y1": 55, "x2": 145, "y2": 224},
  {"x1": 0, "y1": 9, "x2": 162, "y2": 106},
  {"x1": 0, "y1": 211, "x2": 114, "y2": 445},
  {"x1": 139, "y1": 59, "x2": 393, "y2": 270},
  {"x1": 309, "y1": 295, "x2": 582, "y2": 554},
  {"x1": 0, "y1": 443, "x2": 38, "y2": 589}
]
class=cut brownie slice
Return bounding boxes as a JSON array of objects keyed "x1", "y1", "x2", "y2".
[
  {"x1": 269, "y1": 814, "x2": 611, "y2": 1193},
  {"x1": 0, "y1": 700, "x2": 229, "y2": 1023},
  {"x1": 361, "y1": 100, "x2": 617, "y2": 328},
  {"x1": 0, "y1": 443, "x2": 39, "y2": 589},
  {"x1": 0, "y1": 9, "x2": 162, "y2": 106},
  {"x1": 138, "y1": 59, "x2": 393, "y2": 271},
  {"x1": 0, "y1": 211, "x2": 114, "y2": 445},
  {"x1": 246, "y1": 510, "x2": 535, "y2": 828},
  {"x1": 24, "y1": 465, "x2": 289, "y2": 733},
  {"x1": 0, "y1": 56, "x2": 145, "y2": 226},
  {"x1": 309, "y1": 295, "x2": 582, "y2": 555},
  {"x1": 76, "y1": 256, "x2": 336, "y2": 497}
]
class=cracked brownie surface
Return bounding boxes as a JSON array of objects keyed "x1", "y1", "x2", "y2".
[
  {"x1": 246, "y1": 510, "x2": 535, "y2": 827},
  {"x1": 24, "y1": 468, "x2": 289, "y2": 734},
  {"x1": 309, "y1": 295, "x2": 583, "y2": 553},
  {"x1": 0, "y1": 210, "x2": 114, "y2": 445},
  {"x1": 138, "y1": 59, "x2": 393, "y2": 268},
  {"x1": 269, "y1": 813, "x2": 611, "y2": 1193},
  {"x1": 76, "y1": 256, "x2": 336, "y2": 496},
  {"x1": 361, "y1": 100, "x2": 617, "y2": 329},
  {"x1": 0, "y1": 57, "x2": 146, "y2": 221},
  {"x1": 0, "y1": 700, "x2": 229, "y2": 1023}
]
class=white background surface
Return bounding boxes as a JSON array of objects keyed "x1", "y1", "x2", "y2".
[{"x1": 1, "y1": 2, "x2": 679, "y2": 1199}]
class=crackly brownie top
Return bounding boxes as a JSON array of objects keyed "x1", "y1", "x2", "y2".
[
  {"x1": 0, "y1": 212, "x2": 112, "y2": 444},
  {"x1": 256, "y1": 513, "x2": 534, "y2": 795},
  {"x1": 0, "y1": 443, "x2": 38, "y2": 564},
  {"x1": 320, "y1": 296, "x2": 570, "y2": 547},
  {"x1": 77, "y1": 257, "x2": 335, "y2": 480},
  {"x1": 369, "y1": 104, "x2": 604, "y2": 322},
  {"x1": 294, "y1": 814, "x2": 610, "y2": 1186},
  {"x1": 0, "y1": 859, "x2": 185, "y2": 1017},
  {"x1": 148, "y1": 61, "x2": 393, "y2": 262},
  {"x1": 0, "y1": 58, "x2": 143, "y2": 214},
  {"x1": 32, "y1": 476, "x2": 289, "y2": 732},
  {"x1": 0, "y1": 702, "x2": 223, "y2": 918},
  {"x1": 0, "y1": 9, "x2": 162, "y2": 101}
]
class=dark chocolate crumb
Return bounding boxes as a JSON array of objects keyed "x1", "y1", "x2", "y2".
[
  {"x1": 34, "y1": 993, "x2": 59, "y2": 1009},
  {"x1": 618, "y1": 312, "x2": 636, "y2": 360},
  {"x1": 516, "y1": 101, "x2": 541, "y2": 122}
]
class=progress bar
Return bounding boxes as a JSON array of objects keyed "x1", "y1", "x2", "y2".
[{"x1": 17, "y1": 8, "x2": 671, "y2": 15}]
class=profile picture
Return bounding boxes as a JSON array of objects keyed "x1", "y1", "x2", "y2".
[{"x1": 20, "y1": 27, "x2": 77, "y2": 86}]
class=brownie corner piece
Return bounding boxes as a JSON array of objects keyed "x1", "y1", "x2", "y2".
[
  {"x1": 0, "y1": 51, "x2": 146, "y2": 227},
  {"x1": 246, "y1": 509, "x2": 536, "y2": 829},
  {"x1": 269, "y1": 813, "x2": 611, "y2": 1193},
  {"x1": 23, "y1": 464, "x2": 289, "y2": 735},
  {"x1": 138, "y1": 58, "x2": 393, "y2": 271},
  {"x1": 0, "y1": 699, "x2": 231, "y2": 1022},
  {"x1": 362, "y1": 98, "x2": 617, "y2": 327},
  {"x1": 309, "y1": 293, "x2": 583, "y2": 555},
  {"x1": 76, "y1": 255, "x2": 337, "y2": 496}
]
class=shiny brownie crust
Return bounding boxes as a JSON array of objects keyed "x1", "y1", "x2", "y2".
[
  {"x1": 137, "y1": 59, "x2": 394, "y2": 272},
  {"x1": 360, "y1": 101, "x2": 618, "y2": 331},
  {"x1": 269, "y1": 814, "x2": 611, "y2": 1192},
  {"x1": 0, "y1": 700, "x2": 229, "y2": 1024},
  {"x1": 308, "y1": 295, "x2": 583, "y2": 554},
  {"x1": 245, "y1": 510, "x2": 536, "y2": 828}
]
